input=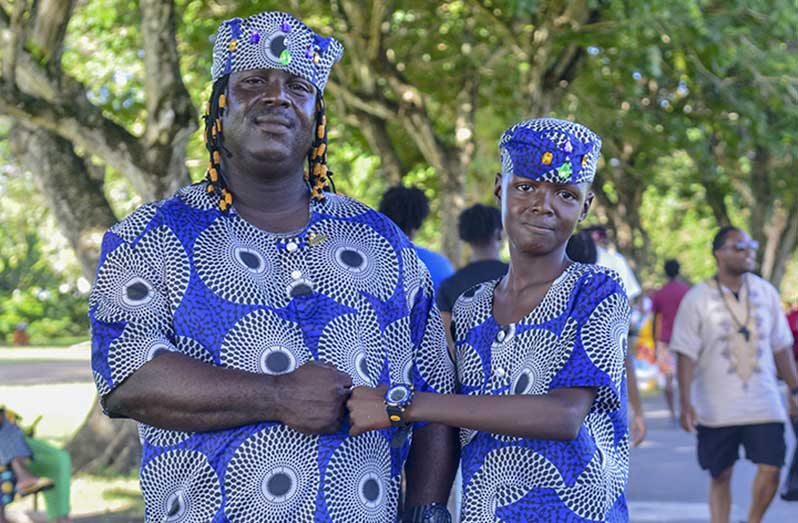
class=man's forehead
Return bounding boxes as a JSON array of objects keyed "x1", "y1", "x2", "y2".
[
  {"x1": 726, "y1": 230, "x2": 751, "y2": 242},
  {"x1": 231, "y1": 68, "x2": 313, "y2": 84}
]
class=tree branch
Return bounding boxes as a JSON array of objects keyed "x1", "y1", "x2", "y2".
[{"x1": 140, "y1": 0, "x2": 196, "y2": 154}]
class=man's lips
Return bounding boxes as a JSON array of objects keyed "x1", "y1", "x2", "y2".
[{"x1": 253, "y1": 115, "x2": 292, "y2": 129}]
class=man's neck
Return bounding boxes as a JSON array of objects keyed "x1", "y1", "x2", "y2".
[
  {"x1": 716, "y1": 268, "x2": 746, "y2": 293},
  {"x1": 470, "y1": 244, "x2": 500, "y2": 264},
  {"x1": 223, "y1": 159, "x2": 310, "y2": 233}
]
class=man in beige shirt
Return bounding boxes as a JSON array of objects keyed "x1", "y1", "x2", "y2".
[{"x1": 671, "y1": 226, "x2": 798, "y2": 523}]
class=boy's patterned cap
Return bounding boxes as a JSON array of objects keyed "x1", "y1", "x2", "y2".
[{"x1": 499, "y1": 118, "x2": 602, "y2": 184}]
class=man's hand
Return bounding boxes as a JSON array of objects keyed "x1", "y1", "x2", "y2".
[
  {"x1": 679, "y1": 402, "x2": 697, "y2": 433},
  {"x1": 278, "y1": 362, "x2": 353, "y2": 434},
  {"x1": 630, "y1": 412, "x2": 646, "y2": 447},
  {"x1": 347, "y1": 385, "x2": 390, "y2": 437},
  {"x1": 788, "y1": 392, "x2": 798, "y2": 420}
]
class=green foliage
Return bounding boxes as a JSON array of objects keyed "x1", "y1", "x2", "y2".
[
  {"x1": 0, "y1": 126, "x2": 89, "y2": 344},
  {"x1": 3, "y1": 0, "x2": 798, "y2": 325}
]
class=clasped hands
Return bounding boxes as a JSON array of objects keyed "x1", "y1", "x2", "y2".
[{"x1": 276, "y1": 361, "x2": 392, "y2": 436}]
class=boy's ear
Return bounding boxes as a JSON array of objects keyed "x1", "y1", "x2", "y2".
[{"x1": 579, "y1": 192, "x2": 595, "y2": 222}]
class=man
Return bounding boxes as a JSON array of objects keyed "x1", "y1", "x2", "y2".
[
  {"x1": 650, "y1": 259, "x2": 691, "y2": 422},
  {"x1": 89, "y1": 12, "x2": 457, "y2": 522},
  {"x1": 587, "y1": 225, "x2": 641, "y2": 301},
  {"x1": 436, "y1": 203, "x2": 507, "y2": 342},
  {"x1": 671, "y1": 226, "x2": 798, "y2": 523},
  {"x1": 379, "y1": 185, "x2": 455, "y2": 290}
]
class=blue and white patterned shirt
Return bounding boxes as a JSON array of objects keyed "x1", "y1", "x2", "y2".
[
  {"x1": 89, "y1": 183, "x2": 454, "y2": 523},
  {"x1": 452, "y1": 263, "x2": 630, "y2": 523}
]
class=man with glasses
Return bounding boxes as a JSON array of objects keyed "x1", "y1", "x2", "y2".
[{"x1": 670, "y1": 226, "x2": 798, "y2": 523}]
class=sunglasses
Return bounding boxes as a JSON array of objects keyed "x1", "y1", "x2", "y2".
[{"x1": 724, "y1": 240, "x2": 759, "y2": 252}]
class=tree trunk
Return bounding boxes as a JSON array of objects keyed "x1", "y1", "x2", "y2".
[
  {"x1": 65, "y1": 402, "x2": 141, "y2": 475},
  {"x1": 8, "y1": 125, "x2": 117, "y2": 278}
]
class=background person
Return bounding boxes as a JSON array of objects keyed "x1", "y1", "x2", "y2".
[
  {"x1": 671, "y1": 226, "x2": 798, "y2": 523},
  {"x1": 379, "y1": 185, "x2": 455, "y2": 290}
]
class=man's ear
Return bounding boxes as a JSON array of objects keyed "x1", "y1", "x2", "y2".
[
  {"x1": 494, "y1": 172, "x2": 502, "y2": 205},
  {"x1": 579, "y1": 192, "x2": 595, "y2": 222}
]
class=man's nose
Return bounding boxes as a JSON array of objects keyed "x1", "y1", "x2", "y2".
[{"x1": 258, "y1": 81, "x2": 290, "y2": 106}]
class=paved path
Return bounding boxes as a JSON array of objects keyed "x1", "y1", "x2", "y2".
[
  {"x1": 628, "y1": 396, "x2": 796, "y2": 522},
  {"x1": 3, "y1": 348, "x2": 796, "y2": 522},
  {"x1": 0, "y1": 346, "x2": 92, "y2": 385}
]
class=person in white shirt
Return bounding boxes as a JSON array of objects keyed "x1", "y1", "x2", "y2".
[{"x1": 670, "y1": 226, "x2": 798, "y2": 523}]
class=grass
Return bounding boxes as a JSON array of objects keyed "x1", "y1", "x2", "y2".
[{"x1": 1, "y1": 379, "x2": 145, "y2": 521}]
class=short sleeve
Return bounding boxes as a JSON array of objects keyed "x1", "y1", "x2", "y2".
[
  {"x1": 549, "y1": 269, "x2": 630, "y2": 411},
  {"x1": 89, "y1": 207, "x2": 188, "y2": 402},
  {"x1": 407, "y1": 251, "x2": 455, "y2": 396},
  {"x1": 768, "y1": 284, "x2": 794, "y2": 353},
  {"x1": 668, "y1": 286, "x2": 703, "y2": 361}
]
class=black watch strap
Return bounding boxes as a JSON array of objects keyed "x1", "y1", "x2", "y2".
[{"x1": 402, "y1": 503, "x2": 452, "y2": 523}]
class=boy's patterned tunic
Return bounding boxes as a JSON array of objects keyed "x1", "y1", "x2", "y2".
[
  {"x1": 89, "y1": 184, "x2": 453, "y2": 523},
  {"x1": 452, "y1": 263, "x2": 630, "y2": 523}
]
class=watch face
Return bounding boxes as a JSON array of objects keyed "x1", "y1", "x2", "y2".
[
  {"x1": 385, "y1": 385, "x2": 411, "y2": 405},
  {"x1": 423, "y1": 506, "x2": 451, "y2": 523}
]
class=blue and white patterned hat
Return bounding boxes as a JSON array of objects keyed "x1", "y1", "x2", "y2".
[
  {"x1": 211, "y1": 12, "x2": 344, "y2": 93},
  {"x1": 499, "y1": 118, "x2": 602, "y2": 184}
]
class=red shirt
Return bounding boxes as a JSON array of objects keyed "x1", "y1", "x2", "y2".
[
  {"x1": 787, "y1": 308, "x2": 798, "y2": 361},
  {"x1": 651, "y1": 278, "x2": 691, "y2": 343}
]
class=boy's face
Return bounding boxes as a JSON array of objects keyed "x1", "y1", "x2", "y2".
[{"x1": 494, "y1": 172, "x2": 593, "y2": 257}]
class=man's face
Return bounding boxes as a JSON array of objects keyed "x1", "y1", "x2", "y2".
[
  {"x1": 222, "y1": 68, "x2": 317, "y2": 167},
  {"x1": 494, "y1": 173, "x2": 593, "y2": 256},
  {"x1": 714, "y1": 229, "x2": 757, "y2": 274}
]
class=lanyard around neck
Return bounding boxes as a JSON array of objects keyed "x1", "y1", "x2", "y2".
[{"x1": 714, "y1": 275, "x2": 752, "y2": 341}]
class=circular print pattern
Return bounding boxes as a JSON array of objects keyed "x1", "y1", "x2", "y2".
[
  {"x1": 318, "y1": 311, "x2": 381, "y2": 386},
  {"x1": 91, "y1": 226, "x2": 189, "y2": 328},
  {"x1": 461, "y1": 446, "x2": 561, "y2": 523},
  {"x1": 221, "y1": 309, "x2": 308, "y2": 375},
  {"x1": 306, "y1": 219, "x2": 399, "y2": 305},
  {"x1": 324, "y1": 432, "x2": 399, "y2": 523},
  {"x1": 194, "y1": 215, "x2": 285, "y2": 305},
  {"x1": 140, "y1": 449, "x2": 221, "y2": 523},
  {"x1": 224, "y1": 425, "x2": 319, "y2": 522}
]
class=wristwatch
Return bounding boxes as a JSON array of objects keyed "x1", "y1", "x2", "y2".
[
  {"x1": 402, "y1": 503, "x2": 452, "y2": 523},
  {"x1": 384, "y1": 384, "x2": 414, "y2": 448}
]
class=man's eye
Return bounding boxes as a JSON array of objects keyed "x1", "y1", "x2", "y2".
[
  {"x1": 517, "y1": 184, "x2": 533, "y2": 192},
  {"x1": 559, "y1": 191, "x2": 575, "y2": 200}
]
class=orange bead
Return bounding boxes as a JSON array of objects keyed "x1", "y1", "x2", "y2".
[
  {"x1": 317, "y1": 143, "x2": 326, "y2": 156},
  {"x1": 219, "y1": 200, "x2": 228, "y2": 211},
  {"x1": 213, "y1": 151, "x2": 221, "y2": 164},
  {"x1": 228, "y1": 41, "x2": 237, "y2": 51},
  {"x1": 209, "y1": 168, "x2": 218, "y2": 182},
  {"x1": 317, "y1": 126, "x2": 324, "y2": 140},
  {"x1": 207, "y1": 184, "x2": 215, "y2": 193},
  {"x1": 218, "y1": 95, "x2": 226, "y2": 108},
  {"x1": 224, "y1": 192, "x2": 233, "y2": 204}
]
